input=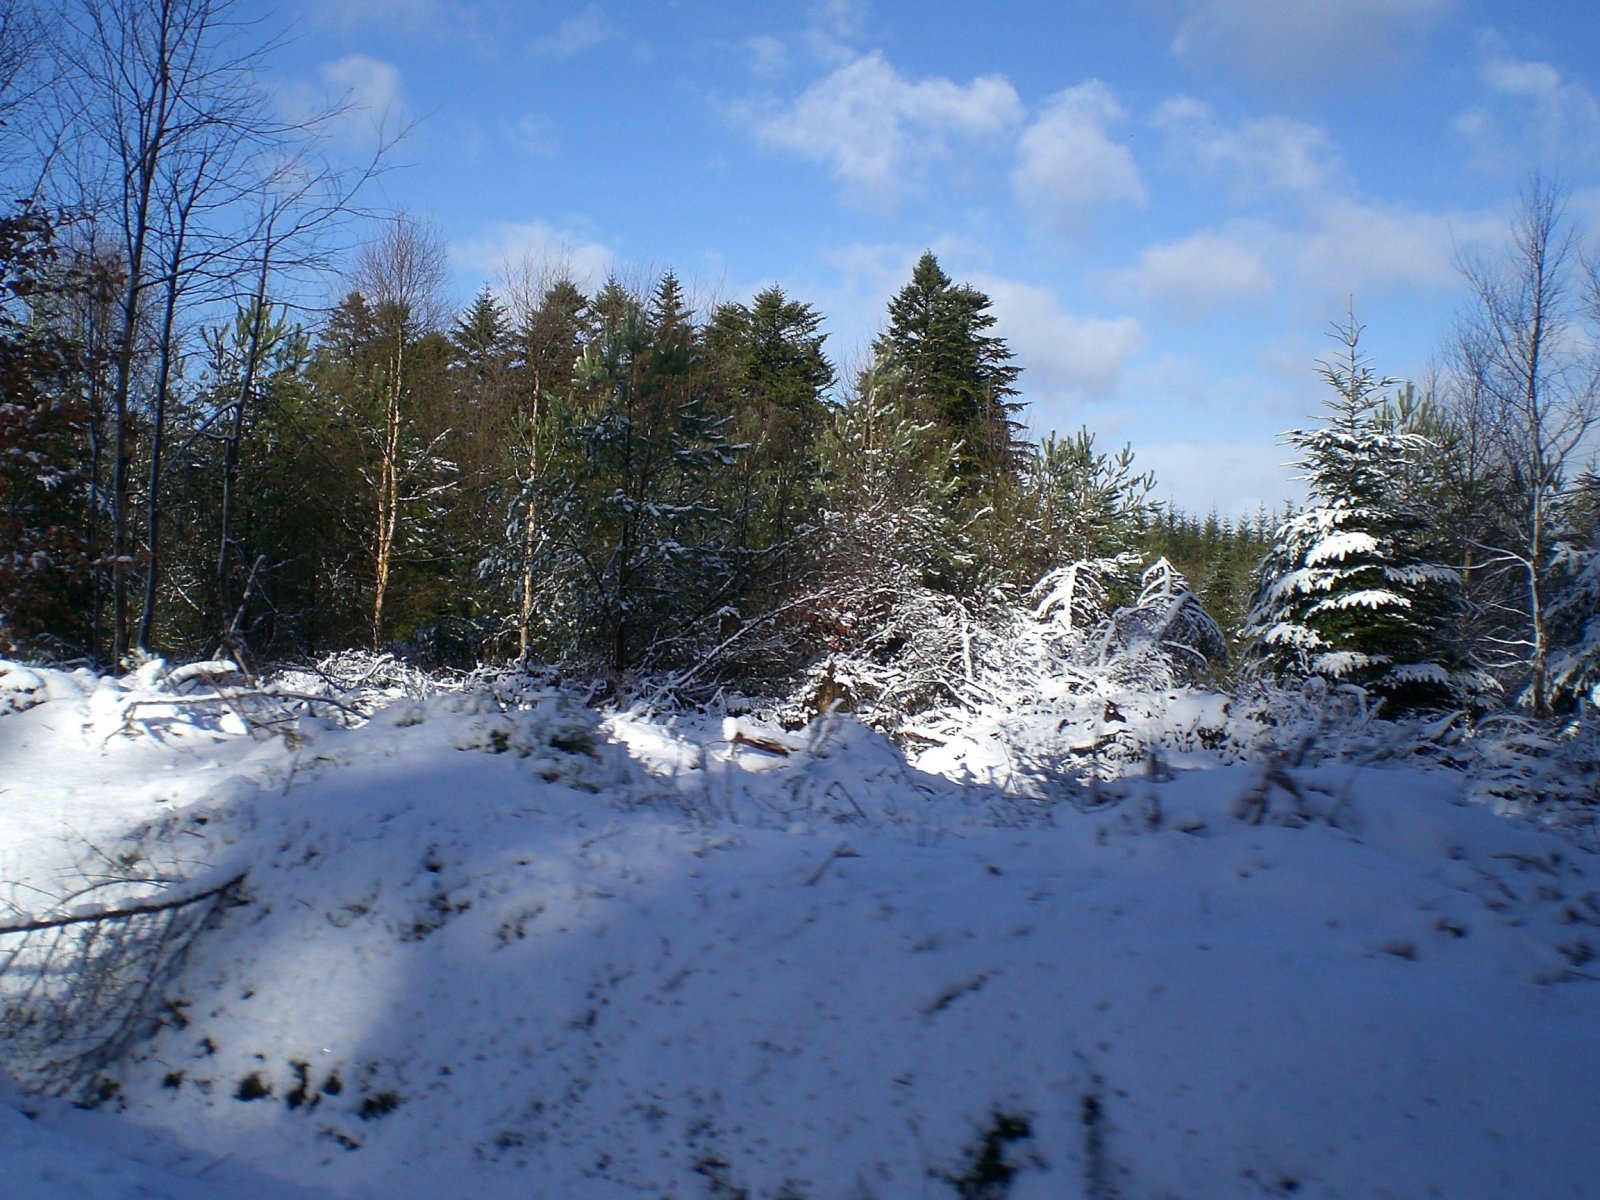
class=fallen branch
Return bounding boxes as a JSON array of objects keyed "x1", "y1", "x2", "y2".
[
  {"x1": 117, "y1": 687, "x2": 366, "y2": 729},
  {"x1": 0, "y1": 869, "x2": 247, "y2": 937},
  {"x1": 803, "y1": 841, "x2": 861, "y2": 887}
]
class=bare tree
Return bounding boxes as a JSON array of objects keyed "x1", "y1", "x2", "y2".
[
  {"x1": 0, "y1": 0, "x2": 60, "y2": 194},
  {"x1": 44, "y1": 0, "x2": 395, "y2": 663},
  {"x1": 501, "y1": 254, "x2": 590, "y2": 658},
  {"x1": 349, "y1": 212, "x2": 454, "y2": 650},
  {"x1": 1448, "y1": 178, "x2": 1600, "y2": 712},
  {"x1": 48, "y1": 0, "x2": 282, "y2": 660}
]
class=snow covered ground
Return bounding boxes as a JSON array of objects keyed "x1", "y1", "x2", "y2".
[{"x1": 1, "y1": 658, "x2": 1598, "y2": 1199}]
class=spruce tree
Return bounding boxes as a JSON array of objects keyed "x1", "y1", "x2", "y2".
[
  {"x1": 517, "y1": 280, "x2": 737, "y2": 677},
  {"x1": 1243, "y1": 317, "x2": 1470, "y2": 710},
  {"x1": 705, "y1": 285, "x2": 834, "y2": 579},
  {"x1": 876, "y1": 252, "x2": 1022, "y2": 494}
]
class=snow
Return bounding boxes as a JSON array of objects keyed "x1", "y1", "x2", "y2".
[{"x1": 2, "y1": 660, "x2": 1599, "y2": 1199}]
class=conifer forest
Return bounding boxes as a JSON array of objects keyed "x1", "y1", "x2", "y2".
[
  {"x1": 4, "y1": 5, "x2": 1600, "y2": 1197},
  {"x1": 2, "y1": 0, "x2": 1596, "y2": 722}
]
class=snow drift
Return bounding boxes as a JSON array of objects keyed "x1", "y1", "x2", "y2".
[{"x1": 1, "y1": 658, "x2": 1598, "y2": 1199}]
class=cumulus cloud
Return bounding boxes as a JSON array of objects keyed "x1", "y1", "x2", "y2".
[
  {"x1": 1456, "y1": 37, "x2": 1600, "y2": 172},
  {"x1": 1121, "y1": 229, "x2": 1276, "y2": 317},
  {"x1": 1154, "y1": 98, "x2": 1346, "y2": 206},
  {"x1": 530, "y1": 5, "x2": 618, "y2": 58},
  {"x1": 735, "y1": 52, "x2": 1023, "y2": 204},
  {"x1": 1172, "y1": 0, "x2": 1451, "y2": 89},
  {"x1": 276, "y1": 55, "x2": 407, "y2": 145},
  {"x1": 323, "y1": 55, "x2": 405, "y2": 120},
  {"x1": 1294, "y1": 198, "x2": 1474, "y2": 298},
  {"x1": 454, "y1": 220, "x2": 616, "y2": 291},
  {"x1": 1012, "y1": 82, "x2": 1145, "y2": 233},
  {"x1": 976, "y1": 276, "x2": 1144, "y2": 406}
]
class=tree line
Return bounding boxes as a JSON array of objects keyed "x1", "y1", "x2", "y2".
[{"x1": 0, "y1": 0, "x2": 1596, "y2": 718}]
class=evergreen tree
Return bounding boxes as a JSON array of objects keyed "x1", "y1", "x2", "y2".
[
  {"x1": 495, "y1": 277, "x2": 591, "y2": 660},
  {"x1": 1546, "y1": 469, "x2": 1600, "y2": 711},
  {"x1": 513, "y1": 280, "x2": 737, "y2": 678},
  {"x1": 1023, "y1": 428, "x2": 1154, "y2": 571},
  {"x1": 312, "y1": 273, "x2": 456, "y2": 652},
  {"x1": 1243, "y1": 317, "x2": 1470, "y2": 710},
  {"x1": 705, "y1": 284, "x2": 834, "y2": 591},
  {"x1": 1144, "y1": 505, "x2": 1276, "y2": 660},
  {"x1": 0, "y1": 207, "x2": 98, "y2": 657},
  {"x1": 876, "y1": 252, "x2": 1022, "y2": 494},
  {"x1": 816, "y1": 357, "x2": 962, "y2": 599}
]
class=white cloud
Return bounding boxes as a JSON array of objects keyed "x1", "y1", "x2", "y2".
[
  {"x1": 744, "y1": 35, "x2": 789, "y2": 78},
  {"x1": 1139, "y1": 437, "x2": 1303, "y2": 516},
  {"x1": 278, "y1": 55, "x2": 406, "y2": 145},
  {"x1": 1456, "y1": 37, "x2": 1600, "y2": 173},
  {"x1": 1012, "y1": 82, "x2": 1145, "y2": 233},
  {"x1": 1172, "y1": 0, "x2": 1452, "y2": 89},
  {"x1": 1121, "y1": 229, "x2": 1276, "y2": 317},
  {"x1": 454, "y1": 220, "x2": 616, "y2": 291},
  {"x1": 530, "y1": 5, "x2": 618, "y2": 58},
  {"x1": 977, "y1": 276, "x2": 1144, "y2": 407},
  {"x1": 323, "y1": 55, "x2": 405, "y2": 121},
  {"x1": 810, "y1": 0, "x2": 870, "y2": 42},
  {"x1": 506, "y1": 113, "x2": 559, "y2": 157},
  {"x1": 1154, "y1": 98, "x2": 1346, "y2": 205},
  {"x1": 736, "y1": 52, "x2": 1023, "y2": 204},
  {"x1": 1294, "y1": 199, "x2": 1469, "y2": 298}
]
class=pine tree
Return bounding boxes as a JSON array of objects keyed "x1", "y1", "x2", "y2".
[
  {"x1": 1024, "y1": 428, "x2": 1154, "y2": 571},
  {"x1": 1243, "y1": 316, "x2": 1470, "y2": 710}
]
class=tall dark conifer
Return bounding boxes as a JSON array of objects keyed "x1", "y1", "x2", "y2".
[{"x1": 876, "y1": 251, "x2": 1022, "y2": 492}]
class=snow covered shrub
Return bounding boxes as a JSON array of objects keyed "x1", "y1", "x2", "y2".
[
  {"x1": 0, "y1": 828, "x2": 246, "y2": 1098},
  {"x1": 1452, "y1": 711, "x2": 1600, "y2": 839},
  {"x1": 783, "y1": 586, "x2": 997, "y2": 729},
  {"x1": 1030, "y1": 556, "x2": 1133, "y2": 651},
  {"x1": 0, "y1": 662, "x2": 46, "y2": 715},
  {"x1": 1097, "y1": 558, "x2": 1227, "y2": 687}
]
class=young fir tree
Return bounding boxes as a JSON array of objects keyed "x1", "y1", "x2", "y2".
[{"x1": 1243, "y1": 316, "x2": 1470, "y2": 711}]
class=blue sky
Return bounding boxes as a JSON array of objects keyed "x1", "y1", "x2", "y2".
[{"x1": 249, "y1": 0, "x2": 1600, "y2": 517}]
